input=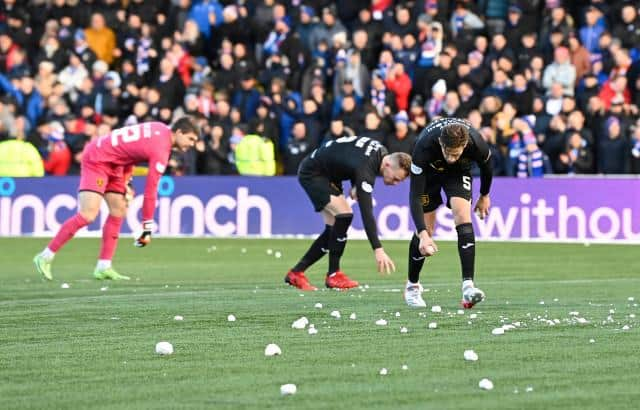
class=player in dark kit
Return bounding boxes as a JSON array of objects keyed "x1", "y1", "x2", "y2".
[
  {"x1": 285, "y1": 136, "x2": 412, "y2": 290},
  {"x1": 404, "y1": 118, "x2": 492, "y2": 308}
]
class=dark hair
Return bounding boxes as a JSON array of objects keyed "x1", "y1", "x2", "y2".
[
  {"x1": 172, "y1": 117, "x2": 199, "y2": 135},
  {"x1": 440, "y1": 124, "x2": 469, "y2": 148}
]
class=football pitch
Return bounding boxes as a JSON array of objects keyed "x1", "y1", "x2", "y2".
[{"x1": 1, "y1": 238, "x2": 638, "y2": 409}]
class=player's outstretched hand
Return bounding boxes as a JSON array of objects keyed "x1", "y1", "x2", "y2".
[
  {"x1": 474, "y1": 195, "x2": 491, "y2": 220},
  {"x1": 418, "y1": 231, "x2": 438, "y2": 256},
  {"x1": 134, "y1": 220, "x2": 154, "y2": 247},
  {"x1": 374, "y1": 248, "x2": 396, "y2": 275}
]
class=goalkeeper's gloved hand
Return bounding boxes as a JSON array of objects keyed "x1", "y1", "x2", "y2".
[{"x1": 134, "y1": 220, "x2": 154, "y2": 247}]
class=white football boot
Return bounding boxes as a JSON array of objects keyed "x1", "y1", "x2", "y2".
[
  {"x1": 404, "y1": 281, "x2": 427, "y2": 308},
  {"x1": 461, "y1": 281, "x2": 485, "y2": 309}
]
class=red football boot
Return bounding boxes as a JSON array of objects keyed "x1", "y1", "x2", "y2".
[
  {"x1": 284, "y1": 271, "x2": 317, "y2": 291},
  {"x1": 325, "y1": 271, "x2": 359, "y2": 289}
]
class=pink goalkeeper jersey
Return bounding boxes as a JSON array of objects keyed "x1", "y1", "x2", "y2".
[{"x1": 87, "y1": 122, "x2": 172, "y2": 221}]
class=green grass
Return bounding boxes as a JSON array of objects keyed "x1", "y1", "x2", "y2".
[{"x1": 1, "y1": 238, "x2": 639, "y2": 409}]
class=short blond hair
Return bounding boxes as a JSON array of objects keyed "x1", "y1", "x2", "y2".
[{"x1": 389, "y1": 152, "x2": 412, "y2": 174}]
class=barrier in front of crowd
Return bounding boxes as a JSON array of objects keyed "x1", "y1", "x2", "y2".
[{"x1": 0, "y1": 176, "x2": 638, "y2": 243}]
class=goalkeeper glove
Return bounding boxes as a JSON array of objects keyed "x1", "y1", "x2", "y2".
[{"x1": 134, "y1": 220, "x2": 154, "y2": 247}]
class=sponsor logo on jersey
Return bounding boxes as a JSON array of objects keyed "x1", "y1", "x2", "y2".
[
  {"x1": 411, "y1": 163, "x2": 423, "y2": 175},
  {"x1": 429, "y1": 160, "x2": 445, "y2": 171},
  {"x1": 361, "y1": 181, "x2": 373, "y2": 193}
]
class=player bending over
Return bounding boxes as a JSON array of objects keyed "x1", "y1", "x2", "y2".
[
  {"x1": 405, "y1": 118, "x2": 492, "y2": 308},
  {"x1": 33, "y1": 118, "x2": 199, "y2": 281},
  {"x1": 285, "y1": 136, "x2": 411, "y2": 290}
]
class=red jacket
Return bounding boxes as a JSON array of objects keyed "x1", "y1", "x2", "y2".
[
  {"x1": 385, "y1": 73, "x2": 412, "y2": 111},
  {"x1": 598, "y1": 80, "x2": 631, "y2": 110},
  {"x1": 43, "y1": 142, "x2": 71, "y2": 176}
]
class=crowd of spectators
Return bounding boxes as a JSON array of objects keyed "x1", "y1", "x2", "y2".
[{"x1": 1, "y1": 0, "x2": 640, "y2": 178}]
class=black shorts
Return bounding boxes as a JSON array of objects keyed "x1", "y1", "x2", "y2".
[
  {"x1": 298, "y1": 158, "x2": 343, "y2": 212},
  {"x1": 420, "y1": 171, "x2": 472, "y2": 213}
]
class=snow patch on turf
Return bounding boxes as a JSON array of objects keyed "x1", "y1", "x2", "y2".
[
  {"x1": 280, "y1": 384, "x2": 296, "y2": 396},
  {"x1": 478, "y1": 378, "x2": 493, "y2": 390},
  {"x1": 464, "y1": 350, "x2": 479, "y2": 361},
  {"x1": 264, "y1": 343, "x2": 282, "y2": 356},
  {"x1": 155, "y1": 342, "x2": 173, "y2": 355}
]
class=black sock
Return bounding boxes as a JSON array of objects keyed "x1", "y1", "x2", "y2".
[
  {"x1": 292, "y1": 225, "x2": 331, "y2": 272},
  {"x1": 328, "y1": 213, "x2": 353, "y2": 275},
  {"x1": 456, "y1": 223, "x2": 475, "y2": 281},
  {"x1": 408, "y1": 233, "x2": 426, "y2": 283}
]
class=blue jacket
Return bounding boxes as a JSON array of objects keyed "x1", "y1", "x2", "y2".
[
  {"x1": 232, "y1": 88, "x2": 261, "y2": 122},
  {"x1": 0, "y1": 73, "x2": 43, "y2": 129},
  {"x1": 188, "y1": 0, "x2": 223, "y2": 39}
]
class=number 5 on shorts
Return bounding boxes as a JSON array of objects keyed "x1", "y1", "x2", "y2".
[{"x1": 462, "y1": 176, "x2": 471, "y2": 191}]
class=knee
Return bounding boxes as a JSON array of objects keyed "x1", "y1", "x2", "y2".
[
  {"x1": 109, "y1": 205, "x2": 127, "y2": 218},
  {"x1": 78, "y1": 210, "x2": 98, "y2": 224},
  {"x1": 452, "y1": 210, "x2": 471, "y2": 225}
]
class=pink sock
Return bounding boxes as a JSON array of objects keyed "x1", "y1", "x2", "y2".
[
  {"x1": 48, "y1": 213, "x2": 90, "y2": 252},
  {"x1": 99, "y1": 215, "x2": 124, "y2": 261}
]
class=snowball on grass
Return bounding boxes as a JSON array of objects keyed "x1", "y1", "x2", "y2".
[
  {"x1": 155, "y1": 341, "x2": 173, "y2": 355},
  {"x1": 280, "y1": 384, "x2": 297, "y2": 396},
  {"x1": 264, "y1": 343, "x2": 282, "y2": 356},
  {"x1": 291, "y1": 317, "x2": 308, "y2": 329},
  {"x1": 478, "y1": 378, "x2": 494, "y2": 390},
  {"x1": 464, "y1": 350, "x2": 479, "y2": 361}
]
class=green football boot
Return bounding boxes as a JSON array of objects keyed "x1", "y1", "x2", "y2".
[
  {"x1": 93, "y1": 267, "x2": 131, "y2": 281},
  {"x1": 33, "y1": 254, "x2": 53, "y2": 281}
]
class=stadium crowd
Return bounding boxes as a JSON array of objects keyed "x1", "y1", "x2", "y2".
[{"x1": 0, "y1": 0, "x2": 640, "y2": 177}]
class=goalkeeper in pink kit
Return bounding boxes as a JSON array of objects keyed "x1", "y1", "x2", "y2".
[{"x1": 33, "y1": 118, "x2": 199, "y2": 280}]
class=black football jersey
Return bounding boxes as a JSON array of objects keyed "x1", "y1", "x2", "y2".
[
  {"x1": 307, "y1": 136, "x2": 389, "y2": 249},
  {"x1": 410, "y1": 118, "x2": 493, "y2": 233}
]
